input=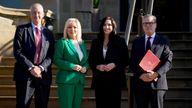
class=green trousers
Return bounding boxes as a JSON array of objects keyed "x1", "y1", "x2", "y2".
[{"x1": 57, "y1": 83, "x2": 84, "y2": 108}]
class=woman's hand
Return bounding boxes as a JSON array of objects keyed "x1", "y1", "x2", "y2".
[
  {"x1": 96, "y1": 64, "x2": 105, "y2": 71},
  {"x1": 73, "y1": 65, "x2": 82, "y2": 72},
  {"x1": 80, "y1": 67, "x2": 87, "y2": 73},
  {"x1": 73, "y1": 65, "x2": 87, "y2": 73},
  {"x1": 104, "y1": 63, "x2": 116, "y2": 72},
  {"x1": 96, "y1": 63, "x2": 116, "y2": 72}
]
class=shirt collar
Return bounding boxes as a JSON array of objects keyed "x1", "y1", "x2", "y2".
[
  {"x1": 145, "y1": 32, "x2": 156, "y2": 39},
  {"x1": 31, "y1": 22, "x2": 42, "y2": 30}
]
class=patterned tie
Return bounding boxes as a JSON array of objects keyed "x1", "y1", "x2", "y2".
[
  {"x1": 146, "y1": 37, "x2": 151, "y2": 51},
  {"x1": 35, "y1": 27, "x2": 41, "y2": 64}
]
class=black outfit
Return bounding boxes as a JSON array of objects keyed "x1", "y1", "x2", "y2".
[
  {"x1": 130, "y1": 34, "x2": 173, "y2": 108},
  {"x1": 13, "y1": 23, "x2": 55, "y2": 108},
  {"x1": 88, "y1": 35, "x2": 129, "y2": 108}
]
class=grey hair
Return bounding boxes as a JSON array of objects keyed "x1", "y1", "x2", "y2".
[
  {"x1": 30, "y1": 3, "x2": 44, "y2": 12},
  {"x1": 142, "y1": 14, "x2": 157, "y2": 23}
]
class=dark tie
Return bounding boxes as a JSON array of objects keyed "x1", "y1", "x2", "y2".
[
  {"x1": 146, "y1": 37, "x2": 151, "y2": 51},
  {"x1": 35, "y1": 27, "x2": 41, "y2": 64}
]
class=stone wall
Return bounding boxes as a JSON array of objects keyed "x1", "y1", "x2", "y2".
[
  {"x1": 0, "y1": 5, "x2": 29, "y2": 56},
  {"x1": 0, "y1": 5, "x2": 54, "y2": 56},
  {"x1": 0, "y1": 0, "x2": 120, "y2": 56}
]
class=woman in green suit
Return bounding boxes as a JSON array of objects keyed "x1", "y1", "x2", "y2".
[{"x1": 53, "y1": 18, "x2": 89, "y2": 108}]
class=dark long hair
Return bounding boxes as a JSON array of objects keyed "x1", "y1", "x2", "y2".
[{"x1": 97, "y1": 16, "x2": 117, "y2": 41}]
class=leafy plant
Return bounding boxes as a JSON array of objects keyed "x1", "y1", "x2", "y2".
[{"x1": 93, "y1": 0, "x2": 100, "y2": 8}]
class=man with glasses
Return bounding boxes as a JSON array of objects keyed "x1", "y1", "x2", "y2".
[{"x1": 130, "y1": 14, "x2": 173, "y2": 108}]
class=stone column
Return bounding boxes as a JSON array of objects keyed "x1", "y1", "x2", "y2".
[
  {"x1": 74, "y1": 0, "x2": 92, "y2": 32},
  {"x1": 190, "y1": 0, "x2": 192, "y2": 31},
  {"x1": 100, "y1": 0, "x2": 120, "y2": 31}
]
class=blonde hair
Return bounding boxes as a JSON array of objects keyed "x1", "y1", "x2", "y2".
[{"x1": 63, "y1": 18, "x2": 82, "y2": 42}]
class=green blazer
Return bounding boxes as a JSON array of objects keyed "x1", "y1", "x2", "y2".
[{"x1": 53, "y1": 38, "x2": 89, "y2": 84}]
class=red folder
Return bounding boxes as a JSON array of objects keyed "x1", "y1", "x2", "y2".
[{"x1": 139, "y1": 50, "x2": 160, "y2": 72}]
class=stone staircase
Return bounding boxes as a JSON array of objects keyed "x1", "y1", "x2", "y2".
[
  {"x1": 161, "y1": 32, "x2": 192, "y2": 108},
  {"x1": 0, "y1": 32, "x2": 192, "y2": 108}
]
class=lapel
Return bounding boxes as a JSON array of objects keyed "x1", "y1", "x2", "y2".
[
  {"x1": 27, "y1": 24, "x2": 36, "y2": 46},
  {"x1": 104, "y1": 42, "x2": 111, "y2": 61},
  {"x1": 39, "y1": 27, "x2": 46, "y2": 61},
  {"x1": 67, "y1": 40, "x2": 88, "y2": 64},
  {"x1": 151, "y1": 35, "x2": 160, "y2": 52},
  {"x1": 79, "y1": 41, "x2": 88, "y2": 64},
  {"x1": 141, "y1": 36, "x2": 146, "y2": 53},
  {"x1": 99, "y1": 41, "x2": 105, "y2": 61}
]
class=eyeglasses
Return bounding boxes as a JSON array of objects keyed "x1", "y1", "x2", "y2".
[{"x1": 142, "y1": 22, "x2": 156, "y2": 25}]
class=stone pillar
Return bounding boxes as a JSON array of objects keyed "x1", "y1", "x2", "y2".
[
  {"x1": 100, "y1": 0, "x2": 120, "y2": 31},
  {"x1": 74, "y1": 0, "x2": 92, "y2": 32},
  {"x1": 92, "y1": 8, "x2": 100, "y2": 32},
  {"x1": 190, "y1": 0, "x2": 192, "y2": 31}
]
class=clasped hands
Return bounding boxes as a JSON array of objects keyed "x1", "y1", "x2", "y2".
[
  {"x1": 30, "y1": 66, "x2": 42, "y2": 78},
  {"x1": 139, "y1": 70, "x2": 158, "y2": 82},
  {"x1": 73, "y1": 65, "x2": 87, "y2": 73},
  {"x1": 96, "y1": 63, "x2": 116, "y2": 72}
]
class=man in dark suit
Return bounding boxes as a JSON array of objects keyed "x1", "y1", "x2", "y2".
[
  {"x1": 13, "y1": 3, "x2": 54, "y2": 108},
  {"x1": 130, "y1": 14, "x2": 173, "y2": 108}
]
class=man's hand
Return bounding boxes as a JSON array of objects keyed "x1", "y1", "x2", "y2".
[
  {"x1": 30, "y1": 66, "x2": 42, "y2": 78},
  {"x1": 146, "y1": 70, "x2": 158, "y2": 81},
  {"x1": 139, "y1": 73, "x2": 153, "y2": 82}
]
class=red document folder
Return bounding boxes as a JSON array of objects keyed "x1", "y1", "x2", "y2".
[{"x1": 139, "y1": 50, "x2": 160, "y2": 71}]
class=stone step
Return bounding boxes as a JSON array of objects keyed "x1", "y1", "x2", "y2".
[
  {"x1": 0, "y1": 57, "x2": 15, "y2": 65},
  {"x1": 0, "y1": 96, "x2": 128, "y2": 108},
  {"x1": 0, "y1": 65, "x2": 92, "y2": 76},
  {"x1": 73, "y1": 32, "x2": 192, "y2": 41},
  {"x1": 164, "y1": 98, "x2": 192, "y2": 108},
  {"x1": 161, "y1": 32, "x2": 192, "y2": 40},
  {"x1": 0, "y1": 85, "x2": 129, "y2": 98},
  {"x1": 167, "y1": 76, "x2": 192, "y2": 88},
  {"x1": 170, "y1": 40, "x2": 192, "y2": 49},
  {"x1": 172, "y1": 57, "x2": 192, "y2": 67},
  {"x1": 0, "y1": 95, "x2": 192, "y2": 108},
  {"x1": 167, "y1": 67, "x2": 192, "y2": 76},
  {"x1": 0, "y1": 57, "x2": 190, "y2": 72},
  {"x1": 82, "y1": 32, "x2": 192, "y2": 41},
  {"x1": 1, "y1": 49, "x2": 191, "y2": 66},
  {"x1": 166, "y1": 87, "x2": 192, "y2": 98},
  {"x1": 1, "y1": 65, "x2": 191, "y2": 77},
  {"x1": 1, "y1": 85, "x2": 192, "y2": 99},
  {"x1": 1, "y1": 74, "x2": 192, "y2": 88},
  {"x1": 0, "y1": 75, "x2": 92, "y2": 87},
  {"x1": 172, "y1": 49, "x2": 192, "y2": 57}
]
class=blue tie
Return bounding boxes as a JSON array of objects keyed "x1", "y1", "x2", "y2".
[{"x1": 146, "y1": 37, "x2": 151, "y2": 51}]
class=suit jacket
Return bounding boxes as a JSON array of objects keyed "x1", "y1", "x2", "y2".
[
  {"x1": 130, "y1": 34, "x2": 173, "y2": 90},
  {"x1": 88, "y1": 36, "x2": 129, "y2": 89},
  {"x1": 53, "y1": 38, "x2": 89, "y2": 85},
  {"x1": 13, "y1": 23, "x2": 55, "y2": 85}
]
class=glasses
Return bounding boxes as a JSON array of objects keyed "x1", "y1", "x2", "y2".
[{"x1": 143, "y1": 22, "x2": 156, "y2": 25}]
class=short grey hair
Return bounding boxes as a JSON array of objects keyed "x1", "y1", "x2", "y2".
[
  {"x1": 142, "y1": 14, "x2": 157, "y2": 23},
  {"x1": 30, "y1": 3, "x2": 44, "y2": 12}
]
